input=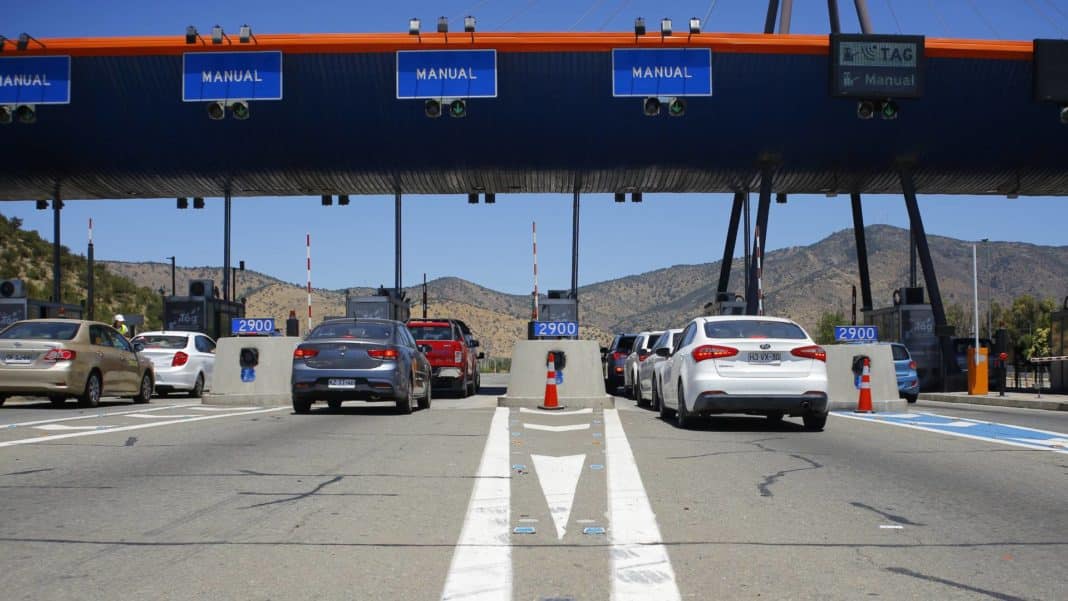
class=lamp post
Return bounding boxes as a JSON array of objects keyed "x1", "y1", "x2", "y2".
[
  {"x1": 981, "y1": 238, "x2": 991, "y2": 337},
  {"x1": 166, "y1": 256, "x2": 175, "y2": 296}
]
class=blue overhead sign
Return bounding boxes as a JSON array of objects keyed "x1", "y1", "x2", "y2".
[
  {"x1": 182, "y1": 51, "x2": 283, "y2": 102},
  {"x1": 396, "y1": 50, "x2": 497, "y2": 99},
  {"x1": 0, "y1": 56, "x2": 71, "y2": 104},
  {"x1": 612, "y1": 48, "x2": 713, "y2": 97},
  {"x1": 834, "y1": 325, "x2": 879, "y2": 342}
]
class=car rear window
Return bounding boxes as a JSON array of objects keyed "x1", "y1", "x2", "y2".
[
  {"x1": 133, "y1": 335, "x2": 188, "y2": 349},
  {"x1": 408, "y1": 325, "x2": 455, "y2": 341},
  {"x1": 643, "y1": 332, "x2": 664, "y2": 350},
  {"x1": 614, "y1": 336, "x2": 636, "y2": 352},
  {"x1": 0, "y1": 322, "x2": 80, "y2": 340},
  {"x1": 310, "y1": 322, "x2": 393, "y2": 340},
  {"x1": 703, "y1": 320, "x2": 807, "y2": 340},
  {"x1": 891, "y1": 345, "x2": 910, "y2": 361}
]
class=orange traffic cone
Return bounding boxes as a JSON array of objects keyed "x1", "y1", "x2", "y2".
[
  {"x1": 539, "y1": 352, "x2": 564, "y2": 410},
  {"x1": 854, "y1": 357, "x2": 874, "y2": 413}
]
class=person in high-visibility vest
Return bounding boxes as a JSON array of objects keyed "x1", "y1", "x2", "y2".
[{"x1": 112, "y1": 314, "x2": 130, "y2": 338}]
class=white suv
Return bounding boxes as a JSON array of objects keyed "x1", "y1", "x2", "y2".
[{"x1": 658, "y1": 316, "x2": 828, "y2": 430}]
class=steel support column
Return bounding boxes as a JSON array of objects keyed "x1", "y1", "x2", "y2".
[
  {"x1": 853, "y1": 0, "x2": 874, "y2": 33},
  {"x1": 86, "y1": 237, "x2": 94, "y2": 321},
  {"x1": 779, "y1": 0, "x2": 794, "y2": 33},
  {"x1": 909, "y1": 230, "x2": 918, "y2": 288},
  {"x1": 900, "y1": 169, "x2": 958, "y2": 385},
  {"x1": 394, "y1": 191, "x2": 402, "y2": 291},
  {"x1": 850, "y1": 193, "x2": 873, "y2": 312},
  {"x1": 717, "y1": 191, "x2": 745, "y2": 297},
  {"x1": 746, "y1": 166, "x2": 773, "y2": 315},
  {"x1": 764, "y1": 0, "x2": 781, "y2": 33},
  {"x1": 223, "y1": 192, "x2": 231, "y2": 302},
  {"x1": 828, "y1": 0, "x2": 841, "y2": 33},
  {"x1": 570, "y1": 189, "x2": 580, "y2": 298},
  {"x1": 52, "y1": 196, "x2": 62, "y2": 303},
  {"x1": 743, "y1": 191, "x2": 751, "y2": 294}
]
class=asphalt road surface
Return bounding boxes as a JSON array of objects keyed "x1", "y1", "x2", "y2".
[{"x1": 1, "y1": 375, "x2": 1065, "y2": 600}]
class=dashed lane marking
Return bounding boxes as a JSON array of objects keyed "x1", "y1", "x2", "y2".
[
  {"x1": 523, "y1": 423, "x2": 591, "y2": 433},
  {"x1": 0, "y1": 407, "x2": 286, "y2": 448},
  {"x1": 441, "y1": 407, "x2": 511, "y2": 601},
  {"x1": 0, "y1": 403, "x2": 197, "y2": 429}
]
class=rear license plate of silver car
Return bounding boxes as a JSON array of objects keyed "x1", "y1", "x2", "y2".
[
  {"x1": 328, "y1": 378, "x2": 356, "y2": 389},
  {"x1": 4, "y1": 353, "x2": 33, "y2": 364},
  {"x1": 748, "y1": 351, "x2": 781, "y2": 363}
]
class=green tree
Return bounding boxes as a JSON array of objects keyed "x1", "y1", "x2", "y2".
[{"x1": 814, "y1": 311, "x2": 846, "y2": 345}]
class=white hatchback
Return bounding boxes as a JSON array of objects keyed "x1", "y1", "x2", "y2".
[
  {"x1": 131, "y1": 331, "x2": 216, "y2": 398},
  {"x1": 658, "y1": 316, "x2": 828, "y2": 430}
]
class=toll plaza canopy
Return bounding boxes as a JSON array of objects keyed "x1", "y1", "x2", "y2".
[{"x1": 0, "y1": 32, "x2": 1064, "y2": 200}]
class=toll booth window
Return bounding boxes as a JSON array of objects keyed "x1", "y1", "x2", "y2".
[
  {"x1": 891, "y1": 344, "x2": 910, "y2": 361},
  {"x1": 409, "y1": 325, "x2": 454, "y2": 341},
  {"x1": 704, "y1": 321, "x2": 807, "y2": 340},
  {"x1": 133, "y1": 335, "x2": 188, "y2": 349},
  {"x1": 0, "y1": 322, "x2": 79, "y2": 341}
]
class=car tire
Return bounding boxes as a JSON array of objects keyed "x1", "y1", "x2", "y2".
[
  {"x1": 651, "y1": 379, "x2": 661, "y2": 411},
  {"x1": 327, "y1": 399, "x2": 342, "y2": 411},
  {"x1": 658, "y1": 380, "x2": 673, "y2": 419},
  {"x1": 49, "y1": 394, "x2": 66, "y2": 407},
  {"x1": 636, "y1": 379, "x2": 650, "y2": 407},
  {"x1": 133, "y1": 373, "x2": 153, "y2": 404},
  {"x1": 418, "y1": 379, "x2": 432, "y2": 410},
  {"x1": 675, "y1": 382, "x2": 695, "y2": 429},
  {"x1": 188, "y1": 373, "x2": 205, "y2": 399},
  {"x1": 78, "y1": 372, "x2": 101, "y2": 408},
  {"x1": 803, "y1": 412, "x2": 828, "y2": 431},
  {"x1": 0, "y1": 395, "x2": 6, "y2": 406},
  {"x1": 396, "y1": 377, "x2": 414, "y2": 415},
  {"x1": 905, "y1": 394, "x2": 918, "y2": 404},
  {"x1": 474, "y1": 373, "x2": 480, "y2": 394},
  {"x1": 293, "y1": 395, "x2": 312, "y2": 414},
  {"x1": 466, "y1": 374, "x2": 476, "y2": 397}
]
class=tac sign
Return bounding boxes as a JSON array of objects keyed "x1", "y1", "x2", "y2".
[
  {"x1": 240, "y1": 367, "x2": 256, "y2": 383},
  {"x1": 830, "y1": 33, "x2": 924, "y2": 98}
]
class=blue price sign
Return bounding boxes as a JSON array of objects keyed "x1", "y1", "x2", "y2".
[
  {"x1": 0, "y1": 56, "x2": 71, "y2": 104},
  {"x1": 231, "y1": 317, "x2": 275, "y2": 335},
  {"x1": 834, "y1": 325, "x2": 879, "y2": 342},
  {"x1": 533, "y1": 321, "x2": 579, "y2": 338},
  {"x1": 396, "y1": 50, "x2": 497, "y2": 99},
  {"x1": 612, "y1": 48, "x2": 712, "y2": 97},
  {"x1": 182, "y1": 51, "x2": 283, "y2": 102}
]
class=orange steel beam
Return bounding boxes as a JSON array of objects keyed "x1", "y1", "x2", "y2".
[{"x1": 1, "y1": 32, "x2": 1033, "y2": 60}]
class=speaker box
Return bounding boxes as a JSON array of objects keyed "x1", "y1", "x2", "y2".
[
  {"x1": 189, "y1": 279, "x2": 214, "y2": 297},
  {"x1": 0, "y1": 279, "x2": 27, "y2": 298}
]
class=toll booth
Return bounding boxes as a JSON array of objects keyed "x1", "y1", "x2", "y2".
[
  {"x1": 0, "y1": 297, "x2": 84, "y2": 329},
  {"x1": 527, "y1": 290, "x2": 579, "y2": 340},
  {"x1": 1051, "y1": 307, "x2": 1068, "y2": 392},
  {"x1": 161, "y1": 280, "x2": 244, "y2": 340},
  {"x1": 867, "y1": 288, "x2": 943, "y2": 391},
  {"x1": 711, "y1": 291, "x2": 746, "y2": 316},
  {"x1": 346, "y1": 287, "x2": 410, "y2": 322}
]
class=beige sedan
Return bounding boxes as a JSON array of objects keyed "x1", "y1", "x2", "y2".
[{"x1": 0, "y1": 319, "x2": 154, "y2": 408}]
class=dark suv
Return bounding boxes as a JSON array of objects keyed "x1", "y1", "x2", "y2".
[
  {"x1": 407, "y1": 319, "x2": 484, "y2": 397},
  {"x1": 602, "y1": 333, "x2": 637, "y2": 395}
]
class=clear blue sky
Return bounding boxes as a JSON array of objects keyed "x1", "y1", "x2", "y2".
[{"x1": 3, "y1": 1, "x2": 1067, "y2": 294}]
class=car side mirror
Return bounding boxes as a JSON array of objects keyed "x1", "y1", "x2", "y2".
[
  {"x1": 600, "y1": 347, "x2": 608, "y2": 355},
  {"x1": 655, "y1": 347, "x2": 671, "y2": 358},
  {"x1": 477, "y1": 352, "x2": 485, "y2": 360}
]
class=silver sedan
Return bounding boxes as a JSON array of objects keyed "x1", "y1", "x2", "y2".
[{"x1": 291, "y1": 318, "x2": 432, "y2": 414}]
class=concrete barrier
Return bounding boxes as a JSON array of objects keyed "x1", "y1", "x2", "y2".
[
  {"x1": 825, "y1": 344, "x2": 906, "y2": 413},
  {"x1": 201, "y1": 336, "x2": 300, "y2": 406},
  {"x1": 498, "y1": 340, "x2": 614, "y2": 409}
]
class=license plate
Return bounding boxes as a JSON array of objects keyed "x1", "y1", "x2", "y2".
[
  {"x1": 328, "y1": 378, "x2": 356, "y2": 389},
  {"x1": 4, "y1": 353, "x2": 34, "y2": 364},
  {"x1": 748, "y1": 351, "x2": 781, "y2": 363}
]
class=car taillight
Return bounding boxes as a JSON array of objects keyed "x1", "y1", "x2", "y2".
[
  {"x1": 368, "y1": 348, "x2": 398, "y2": 360},
  {"x1": 172, "y1": 351, "x2": 189, "y2": 367},
  {"x1": 293, "y1": 348, "x2": 319, "y2": 359},
  {"x1": 42, "y1": 349, "x2": 76, "y2": 362},
  {"x1": 454, "y1": 351, "x2": 463, "y2": 363},
  {"x1": 692, "y1": 345, "x2": 738, "y2": 362},
  {"x1": 639, "y1": 351, "x2": 650, "y2": 361},
  {"x1": 612, "y1": 351, "x2": 627, "y2": 362},
  {"x1": 909, "y1": 360, "x2": 917, "y2": 370},
  {"x1": 791, "y1": 345, "x2": 827, "y2": 362}
]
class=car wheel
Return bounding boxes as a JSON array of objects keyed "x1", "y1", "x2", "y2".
[
  {"x1": 188, "y1": 373, "x2": 205, "y2": 399},
  {"x1": 675, "y1": 382, "x2": 695, "y2": 429},
  {"x1": 293, "y1": 395, "x2": 312, "y2": 414},
  {"x1": 49, "y1": 394, "x2": 66, "y2": 407},
  {"x1": 78, "y1": 372, "x2": 101, "y2": 408},
  {"x1": 327, "y1": 399, "x2": 342, "y2": 411},
  {"x1": 466, "y1": 374, "x2": 476, "y2": 397},
  {"x1": 418, "y1": 379, "x2": 432, "y2": 410},
  {"x1": 396, "y1": 377, "x2": 414, "y2": 414},
  {"x1": 651, "y1": 379, "x2": 661, "y2": 412},
  {"x1": 0, "y1": 395, "x2": 6, "y2": 406},
  {"x1": 636, "y1": 379, "x2": 649, "y2": 407},
  {"x1": 803, "y1": 412, "x2": 828, "y2": 432},
  {"x1": 767, "y1": 412, "x2": 784, "y2": 423},
  {"x1": 658, "y1": 380, "x2": 674, "y2": 419},
  {"x1": 133, "y1": 373, "x2": 153, "y2": 404},
  {"x1": 474, "y1": 373, "x2": 480, "y2": 393},
  {"x1": 905, "y1": 393, "x2": 918, "y2": 404}
]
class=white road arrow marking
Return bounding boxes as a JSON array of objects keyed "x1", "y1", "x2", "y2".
[
  {"x1": 530, "y1": 453, "x2": 586, "y2": 540},
  {"x1": 519, "y1": 407, "x2": 593, "y2": 416},
  {"x1": 35, "y1": 424, "x2": 117, "y2": 431},
  {"x1": 523, "y1": 423, "x2": 590, "y2": 433}
]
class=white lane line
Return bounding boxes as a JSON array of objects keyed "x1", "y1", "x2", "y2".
[
  {"x1": 604, "y1": 408, "x2": 681, "y2": 601},
  {"x1": 832, "y1": 412, "x2": 1068, "y2": 454},
  {"x1": 0, "y1": 407, "x2": 286, "y2": 448},
  {"x1": 530, "y1": 454, "x2": 586, "y2": 540},
  {"x1": 35, "y1": 424, "x2": 119, "y2": 431},
  {"x1": 518, "y1": 407, "x2": 593, "y2": 416},
  {"x1": 188, "y1": 406, "x2": 261, "y2": 412},
  {"x1": 441, "y1": 407, "x2": 512, "y2": 601},
  {"x1": 0, "y1": 403, "x2": 197, "y2": 429},
  {"x1": 124, "y1": 413, "x2": 202, "y2": 419},
  {"x1": 523, "y1": 423, "x2": 590, "y2": 433}
]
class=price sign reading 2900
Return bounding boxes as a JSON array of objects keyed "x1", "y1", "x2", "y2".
[
  {"x1": 534, "y1": 321, "x2": 579, "y2": 338},
  {"x1": 833, "y1": 325, "x2": 879, "y2": 342},
  {"x1": 231, "y1": 318, "x2": 276, "y2": 335}
]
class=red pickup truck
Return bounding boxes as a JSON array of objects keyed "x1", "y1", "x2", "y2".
[{"x1": 406, "y1": 319, "x2": 483, "y2": 397}]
